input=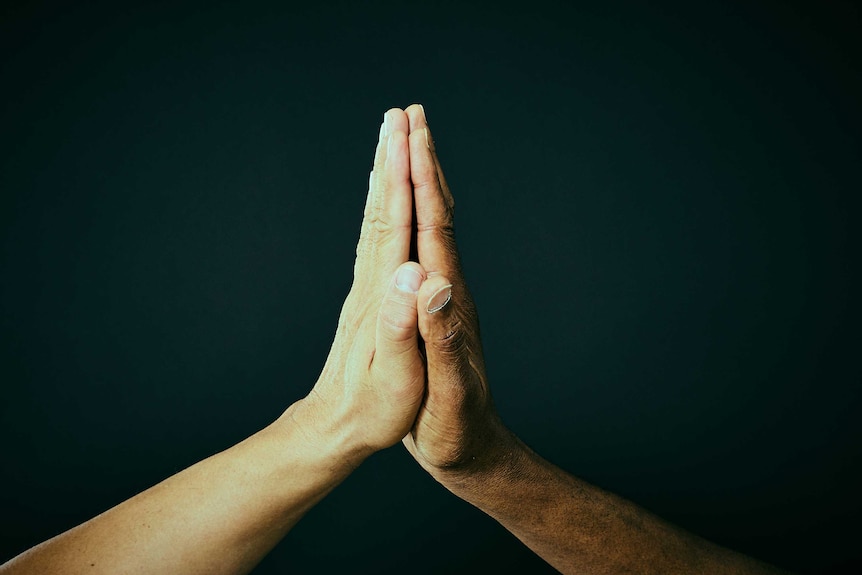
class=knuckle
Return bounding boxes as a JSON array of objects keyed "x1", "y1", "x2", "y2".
[
  {"x1": 431, "y1": 319, "x2": 465, "y2": 356},
  {"x1": 372, "y1": 215, "x2": 411, "y2": 236},
  {"x1": 372, "y1": 215, "x2": 394, "y2": 234},
  {"x1": 361, "y1": 212, "x2": 411, "y2": 241},
  {"x1": 379, "y1": 299, "x2": 416, "y2": 340},
  {"x1": 420, "y1": 224, "x2": 458, "y2": 254},
  {"x1": 413, "y1": 175, "x2": 439, "y2": 196},
  {"x1": 416, "y1": 221, "x2": 454, "y2": 234}
]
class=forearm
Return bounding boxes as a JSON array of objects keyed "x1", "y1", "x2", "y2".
[
  {"x1": 1, "y1": 398, "x2": 367, "y2": 575},
  {"x1": 439, "y1": 430, "x2": 789, "y2": 575}
]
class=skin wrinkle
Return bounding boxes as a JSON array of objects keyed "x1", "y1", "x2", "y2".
[
  {"x1": 442, "y1": 319, "x2": 461, "y2": 340},
  {"x1": 416, "y1": 222, "x2": 455, "y2": 233}
]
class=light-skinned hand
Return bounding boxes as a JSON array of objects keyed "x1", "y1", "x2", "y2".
[{"x1": 290, "y1": 107, "x2": 430, "y2": 458}]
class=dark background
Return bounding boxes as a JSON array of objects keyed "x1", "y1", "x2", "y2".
[{"x1": 1, "y1": 0, "x2": 860, "y2": 573}]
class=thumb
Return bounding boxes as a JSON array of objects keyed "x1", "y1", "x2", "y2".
[
  {"x1": 375, "y1": 262, "x2": 427, "y2": 360},
  {"x1": 417, "y1": 275, "x2": 459, "y2": 360}
]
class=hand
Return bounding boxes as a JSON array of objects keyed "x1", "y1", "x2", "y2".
[
  {"x1": 0, "y1": 108, "x2": 436, "y2": 575},
  {"x1": 291, "y1": 108, "x2": 429, "y2": 457},
  {"x1": 400, "y1": 104, "x2": 515, "y2": 481}
]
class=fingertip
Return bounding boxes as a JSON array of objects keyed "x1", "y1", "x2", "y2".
[
  {"x1": 405, "y1": 103, "x2": 428, "y2": 132},
  {"x1": 394, "y1": 261, "x2": 427, "y2": 295},
  {"x1": 384, "y1": 108, "x2": 409, "y2": 135}
]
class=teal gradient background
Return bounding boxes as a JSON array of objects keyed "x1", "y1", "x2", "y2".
[{"x1": 1, "y1": 1, "x2": 859, "y2": 573}]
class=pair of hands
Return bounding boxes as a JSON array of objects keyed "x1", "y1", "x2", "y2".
[
  {"x1": 292, "y1": 105, "x2": 508, "y2": 482},
  {"x1": 0, "y1": 105, "x2": 790, "y2": 575}
]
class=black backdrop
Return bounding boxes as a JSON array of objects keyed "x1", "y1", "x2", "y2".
[{"x1": 1, "y1": 1, "x2": 860, "y2": 573}]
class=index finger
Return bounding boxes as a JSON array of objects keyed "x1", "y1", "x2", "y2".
[
  {"x1": 405, "y1": 104, "x2": 460, "y2": 279},
  {"x1": 355, "y1": 108, "x2": 412, "y2": 282}
]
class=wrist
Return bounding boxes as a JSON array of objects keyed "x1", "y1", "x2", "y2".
[
  {"x1": 270, "y1": 393, "x2": 374, "y2": 479},
  {"x1": 435, "y1": 429, "x2": 554, "y2": 527},
  {"x1": 429, "y1": 421, "x2": 529, "y2": 500}
]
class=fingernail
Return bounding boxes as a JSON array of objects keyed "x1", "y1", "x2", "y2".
[
  {"x1": 383, "y1": 112, "x2": 390, "y2": 136},
  {"x1": 423, "y1": 128, "x2": 430, "y2": 150},
  {"x1": 419, "y1": 103, "x2": 427, "y2": 122},
  {"x1": 427, "y1": 284, "x2": 452, "y2": 314},
  {"x1": 395, "y1": 266, "x2": 423, "y2": 294},
  {"x1": 378, "y1": 121, "x2": 385, "y2": 142}
]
